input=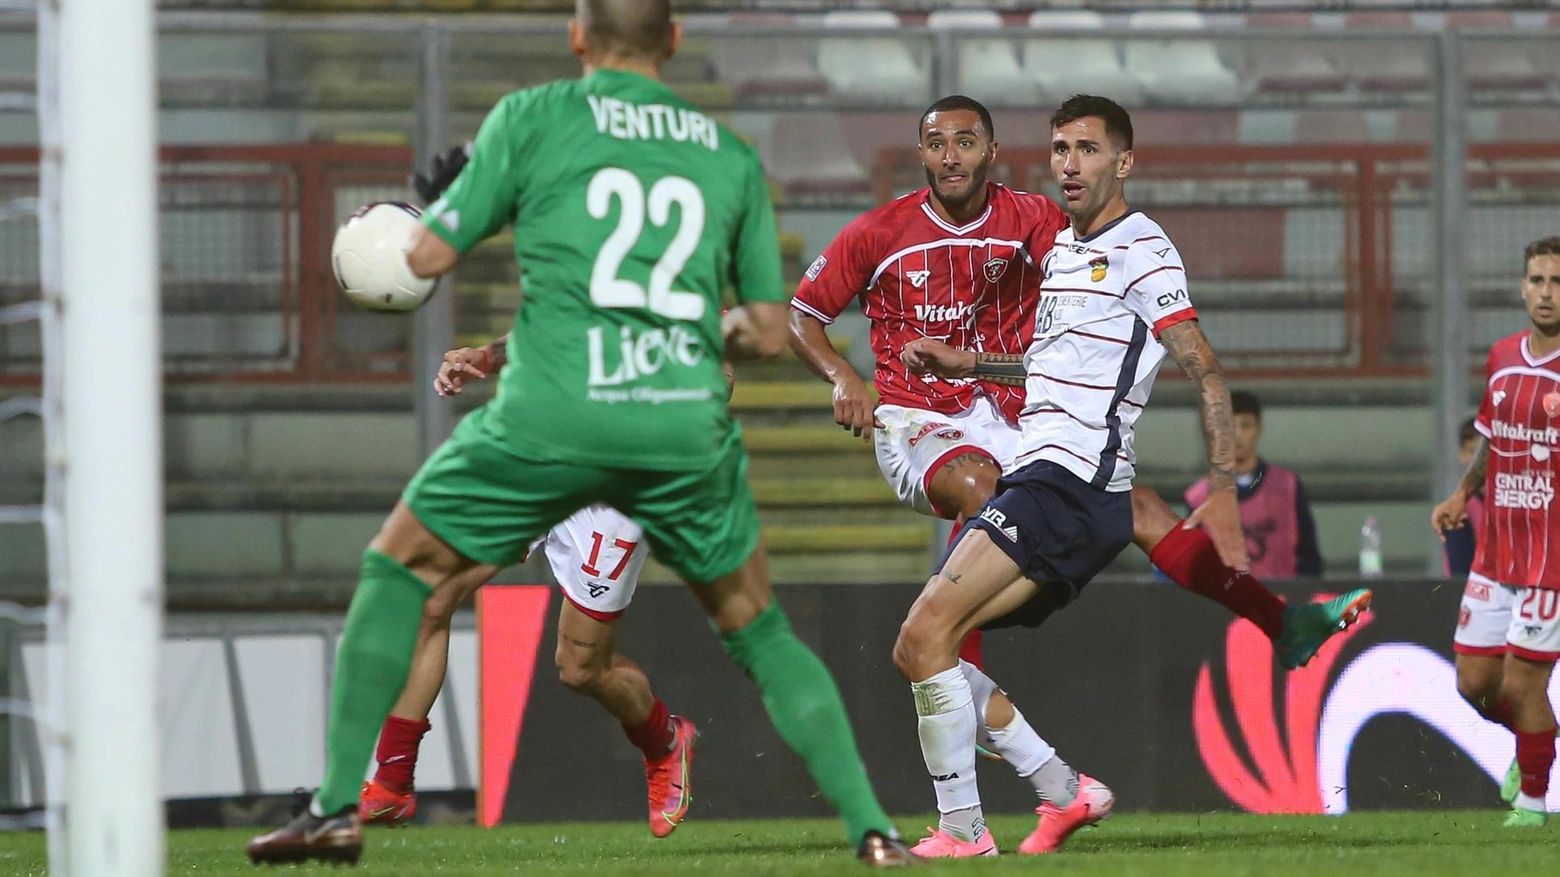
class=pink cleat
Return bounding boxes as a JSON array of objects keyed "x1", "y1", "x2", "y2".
[
  {"x1": 909, "y1": 826, "x2": 998, "y2": 858},
  {"x1": 1017, "y1": 774, "x2": 1114, "y2": 854}
]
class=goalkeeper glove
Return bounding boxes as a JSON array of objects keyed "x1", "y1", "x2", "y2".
[{"x1": 411, "y1": 143, "x2": 472, "y2": 206}]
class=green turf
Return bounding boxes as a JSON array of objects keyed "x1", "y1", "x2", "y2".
[{"x1": 0, "y1": 811, "x2": 1554, "y2": 876}]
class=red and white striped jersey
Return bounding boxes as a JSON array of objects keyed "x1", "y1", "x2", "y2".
[
  {"x1": 791, "y1": 184, "x2": 1068, "y2": 423},
  {"x1": 1471, "y1": 330, "x2": 1560, "y2": 590},
  {"x1": 1014, "y1": 211, "x2": 1198, "y2": 492}
]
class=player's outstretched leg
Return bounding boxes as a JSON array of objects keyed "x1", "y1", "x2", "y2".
[
  {"x1": 692, "y1": 544, "x2": 914, "y2": 865},
  {"x1": 1500, "y1": 650, "x2": 1557, "y2": 826},
  {"x1": 553, "y1": 601, "x2": 695, "y2": 838},
  {"x1": 895, "y1": 529, "x2": 1050, "y2": 859},
  {"x1": 360, "y1": 613, "x2": 447, "y2": 824},
  {"x1": 960, "y1": 660, "x2": 1111, "y2": 854},
  {"x1": 1132, "y1": 487, "x2": 1371, "y2": 669},
  {"x1": 247, "y1": 502, "x2": 497, "y2": 866}
]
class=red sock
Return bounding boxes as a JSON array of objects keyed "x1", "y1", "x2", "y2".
[
  {"x1": 374, "y1": 715, "x2": 431, "y2": 792},
  {"x1": 1150, "y1": 525, "x2": 1285, "y2": 641},
  {"x1": 624, "y1": 697, "x2": 675, "y2": 759},
  {"x1": 1516, "y1": 726, "x2": 1557, "y2": 800},
  {"x1": 958, "y1": 629, "x2": 985, "y2": 671}
]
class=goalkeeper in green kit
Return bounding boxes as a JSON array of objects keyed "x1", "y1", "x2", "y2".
[{"x1": 246, "y1": 0, "x2": 914, "y2": 867}]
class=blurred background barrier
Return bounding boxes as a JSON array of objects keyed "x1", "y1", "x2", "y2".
[
  {"x1": 0, "y1": 578, "x2": 1542, "y2": 824},
  {"x1": 0, "y1": 12, "x2": 1553, "y2": 591}
]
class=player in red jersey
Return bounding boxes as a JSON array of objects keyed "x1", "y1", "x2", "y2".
[
  {"x1": 788, "y1": 95, "x2": 1364, "y2": 856},
  {"x1": 789, "y1": 96, "x2": 1337, "y2": 659},
  {"x1": 1433, "y1": 235, "x2": 1560, "y2": 827},
  {"x1": 356, "y1": 337, "x2": 697, "y2": 836}
]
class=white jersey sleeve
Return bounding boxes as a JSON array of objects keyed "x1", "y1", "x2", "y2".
[{"x1": 1121, "y1": 236, "x2": 1196, "y2": 337}]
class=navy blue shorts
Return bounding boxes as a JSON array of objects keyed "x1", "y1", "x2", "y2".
[{"x1": 956, "y1": 460, "x2": 1134, "y2": 628}]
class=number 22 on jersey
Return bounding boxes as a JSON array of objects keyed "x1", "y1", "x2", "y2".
[{"x1": 587, "y1": 167, "x2": 706, "y2": 321}]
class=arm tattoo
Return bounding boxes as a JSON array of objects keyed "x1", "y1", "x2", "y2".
[
  {"x1": 1160, "y1": 321, "x2": 1237, "y2": 493},
  {"x1": 486, "y1": 332, "x2": 511, "y2": 369},
  {"x1": 1459, "y1": 436, "x2": 1489, "y2": 497},
  {"x1": 971, "y1": 352, "x2": 1027, "y2": 387}
]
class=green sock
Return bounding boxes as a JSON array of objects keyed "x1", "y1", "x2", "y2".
[
  {"x1": 719, "y1": 601, "x2": 894, "y2": 847},
  {"x1": 315, "y1": 549, "x2": 432, "y2": 814}
]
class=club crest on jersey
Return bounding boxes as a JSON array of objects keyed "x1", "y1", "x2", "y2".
[
  {"x1": 906, "y1": 269, "x2": 931, "y2": 289},
  {"x1": 907, "y1": 423, "x2": 961, "y2": 447},
  {"x1": 1493, "y1": 390, "x2": 1507, "y2": 407},
  {"x1": 982, "y1": 258, "x2": 1008, "y2": 283},
  {"x1": 1089, "y1": 256, "x2": 1109, "y2": 283},
  {"x1": 1545, "y1": 391, "x2": 1560, "y2": 419},
  {"x1": 805, "y1": 255, "x2": 828, "y2": 281}
]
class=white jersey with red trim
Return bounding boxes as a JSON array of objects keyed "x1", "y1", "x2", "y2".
[
  {"x1": 1014, "y1": 210, "x2": 1197, "y2": 492},
  {"x1": 1471, "y1": 330, "x2": 1560, "y2": 591}
]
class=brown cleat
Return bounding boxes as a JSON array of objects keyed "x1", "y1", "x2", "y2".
[
  {"x1": 246, "y1": 804, "x2": 362, "y2": 866},
  {"x1": 856, "y1": 830, "x2": 921, "y2": 867}
]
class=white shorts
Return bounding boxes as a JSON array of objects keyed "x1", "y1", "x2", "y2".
[
  {"x1": 873, "y1": 396, "x2": 1019, "y2": 518},
  {"x1": 527, "y1": 504, "x2": 648, "y2": 622},
  {"x1": 1454, "y1": 573, "x2": 1560, "y2": 663}
]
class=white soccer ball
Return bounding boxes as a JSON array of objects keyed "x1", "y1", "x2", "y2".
[{"x1": 331, "y1": 202, "x2": 438, "y2": 312}]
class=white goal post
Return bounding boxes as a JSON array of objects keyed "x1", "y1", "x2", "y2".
[{"x1": 38, "y1": 0, "x2": 165, "y2": 874}]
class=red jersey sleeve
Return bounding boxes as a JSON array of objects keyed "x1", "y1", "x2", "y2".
[
  {"x1": 791, "y1": 212, "x2": 881, "y2": 324},
  {"x1": 1023, "y1": 194, "x2": 1070, "y2": 259},
  {"x1": 1474, "y1": 344, "x2": 1500, "y2": 439}
]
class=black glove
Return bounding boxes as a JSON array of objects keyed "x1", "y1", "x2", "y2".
[{"x1": 411, "y1": 143, "x2": 472, "y2": 206}]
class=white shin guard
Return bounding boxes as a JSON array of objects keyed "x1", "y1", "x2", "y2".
[{"x1": 911, "y1": 666, "x2": 981, "y2": 815}]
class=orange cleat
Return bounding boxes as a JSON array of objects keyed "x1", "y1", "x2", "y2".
[
  {"x1": 1017, "y1": 773, "x2": 1114, "y2": 854},
  {"x1": 909, "y1": 826, "x2": 998, "y2": 857},
  {"x1": 358, "y1": 778, "x2": 416, "y2": 825},
  {"x1": 645, "y1": 715, "x2": 697, "y2": 838}
]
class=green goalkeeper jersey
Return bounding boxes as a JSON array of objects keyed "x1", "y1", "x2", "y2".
[{"x1": 423, "y1": 69, "x2": 783, "y2": 471}]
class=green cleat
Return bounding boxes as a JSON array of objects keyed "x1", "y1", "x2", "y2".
[
  {"x1": 1504, "y1": 807, "x2": 1546, "y2": 828},
  {"x1": 1501, "y1": 758, "x2": 1521, "y2": 805},
  {"x1": 1275, "y1": 589, "x2": 1374, "y2": 670}
]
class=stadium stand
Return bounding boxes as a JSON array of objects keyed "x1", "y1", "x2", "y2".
[{"x1": 1024, "y1": 10, "x2": 1145, "y2": 106}]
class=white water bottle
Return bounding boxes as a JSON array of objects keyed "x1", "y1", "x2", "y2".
[{"x1": 1359, "y1": 516, "x2": 1383, "y2": 579}]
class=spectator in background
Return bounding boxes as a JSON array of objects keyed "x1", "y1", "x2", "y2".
[
  {"x1": 1442, "y1": 416, "x2": 1486, "y2": 578},
  {"x1": 1185, "y1": 391, "x2": 1323, "y2": 579}
]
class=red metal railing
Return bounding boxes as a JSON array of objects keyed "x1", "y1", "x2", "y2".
[
  {"x1": 3, "y1": 142, "x2": 1558, "y2": 385},
  {"x1": 0, "y1": 143, "x2": 415, "y2": 385}
]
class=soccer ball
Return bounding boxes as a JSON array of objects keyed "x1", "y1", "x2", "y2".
[{"x1": 331, "y1": 202, "x2": 438, "y2": 312}]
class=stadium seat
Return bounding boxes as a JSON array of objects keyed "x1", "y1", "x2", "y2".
[
  {"x1": 1496, "y1": 109, "x2": 1560, "y2": 143},
  {"x1": 708, "y1": 36, "x2": 829, "y2": 101},
  {"x1": 1023, "y1": 10, "x2": 1144, "y2": 106},
  {"x1": 1330, "y1": 14, "x2": 1430, "y2": 93},
  {"x1": 927, "y1": 9, "x2": 1043, "y2": 106},
  {"x1": 761, "y1": 111, "x2": 871, "y2": 199},
  {"x1": 1124, "y1": 11, "x2": 1241, "y2": 105},
  {"x1": 817, "y1": 11, "x2": 931, "y2": 105},
  {"x1": 1465, "y1": 42, "x2": 1546, "y2": 93},
  {"x1": 1241, "y1": 15, "x2": 1348, "y2": 96},
  {"x1": 158, "y1": 33, "x2": 268, "y2": 108},
  {"x1": 1292, "y1": 110, "x2": 1374, "y2": 143}
]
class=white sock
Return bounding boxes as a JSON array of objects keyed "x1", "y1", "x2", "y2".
[
  {"x1": 985, "y1": 708, "x2": 1079, "y2": 806},
  {"x1": 985, "y1": 707, "x2": 1057, "y2": 778},
  {"x1": 912, "y1": 666, "x2": 983, "y2": 842},
  {"x1": 1516, "y1": 791, "x2": 1546, "y2": 811}
]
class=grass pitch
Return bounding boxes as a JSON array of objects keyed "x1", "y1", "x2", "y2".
[{"x1": 0, "y1": 810, "x2": 1554, "y2": 876}]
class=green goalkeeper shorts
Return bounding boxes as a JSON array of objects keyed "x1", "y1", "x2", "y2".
[{"x1": 404, "y1": 407, "x2": 761, "y2": 584}]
